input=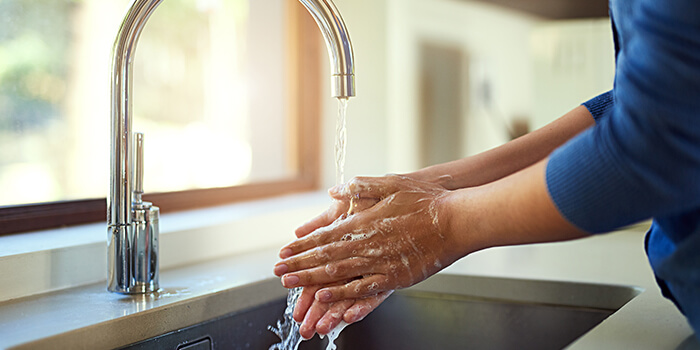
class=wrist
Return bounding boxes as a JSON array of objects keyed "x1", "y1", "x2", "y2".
[
  {"x1": 436, "y1": 191, "x2": 470, "y2": 261},
  {"x1": 437, "y1": 187, "x2": 493, "y2": 260}
]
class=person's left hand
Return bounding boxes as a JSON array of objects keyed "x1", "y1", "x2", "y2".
[
  {"x1": 293, "y1": 284, "x2": 393, "y2": 339},
  {"x1": 275, "y1": 175, "x2": 464, "y2": 304}
]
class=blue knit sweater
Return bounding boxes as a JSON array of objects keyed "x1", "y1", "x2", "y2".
[{"x1": 545, "y1": 0, "x2": 700, "y2": 337}]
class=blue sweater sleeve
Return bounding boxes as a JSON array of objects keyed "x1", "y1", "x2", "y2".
[
  {"x1": 546, "y1": 1, "x2": 700, "y2": 233},
  {"x1": 582, "y1": 91, "x2": 614, "y2": 122}
]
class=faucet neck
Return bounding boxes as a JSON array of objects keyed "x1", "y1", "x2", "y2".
[
  {"x1": 109, "y1": 0, "x2": 164, "y2": 228},
  {"x1": 298, "y1": 0, "x2": 355, "y2": 98}
]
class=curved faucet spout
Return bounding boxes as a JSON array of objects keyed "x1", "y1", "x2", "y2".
[
  {"x1": 107, "y1": 0, "x2": 356, "y2": 294},
  {"x1": 298, "y1": 0, "x2": 356, "y2": 98}
]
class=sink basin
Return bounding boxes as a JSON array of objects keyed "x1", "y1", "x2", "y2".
[{"x1": 120, "y1": 274, "x2": 641, "y2": 350}]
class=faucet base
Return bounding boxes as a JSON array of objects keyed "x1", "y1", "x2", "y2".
[
  {"x1": 112, "y1": 282, "x2": 160, "y2": 295},
  {"x1": 108, "y1": 219, "x2": 159, "y2": 294}
]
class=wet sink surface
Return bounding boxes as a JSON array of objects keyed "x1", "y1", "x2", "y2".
[{"x1": 120, "y1": 274, "x2": 641, "y2": 350}]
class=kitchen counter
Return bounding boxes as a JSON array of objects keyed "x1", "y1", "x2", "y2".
[{"x1": 0, "y1": 194, "x2": 697, "y2": 349}]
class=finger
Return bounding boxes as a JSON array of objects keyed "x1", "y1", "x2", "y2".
[
  {"x1": 328, "y1": 184, "x2": 344, "y2": 198},
  {"x1": 279, "y1": 256, "x2": 372, "y2": 287},
  {"x1": 277, "y1": 238, "x2": 362, "y2": 278},
  {"x1": 295, "y1": 216, "x2": 329, "y2": 239},
  {"x1": 293, "y1": 286, "x2": 318, "y2": 323},
  {"x1": 277, "y1": 234, "x2": 380, "y2": 278},
  {"x1": 316, "y1": 300, "x2": 354, "y2": 335},
  {"x1": 275, "y1": 247, "x2": 336, "y2": 278},
  {"x1": 347, "y1": 197, "x2": 380, "y2": 216},
  {"x1": 280, "y1": 214, "x2": 374, "y2": 259},
  {"x1": 344, "y1": 290, "x2": 394, "y2": 324},
  {"x1": 315, "y1": 274, "x2": 391, "y2": 302},
  {"x1": 280, "y1": 226, "x2": 344, "y2": 259},
  {"x1": 294, "y1": 201, "x2": 347, "y2": 238},
  {"x1": 299, "y1": 300, "x2": 326, "y2": 340}
]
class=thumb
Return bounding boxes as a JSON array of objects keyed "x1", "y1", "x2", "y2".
[{"x1": 329, "y1": 175, "x2": 403, "y2": 200}]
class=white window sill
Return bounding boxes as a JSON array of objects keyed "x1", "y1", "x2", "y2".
[{"x1": 0, "y1": 191, "x2": 330, "y2": 303}]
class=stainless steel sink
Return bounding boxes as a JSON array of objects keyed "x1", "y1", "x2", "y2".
[{"x1": 120, "y1": 274, "x2": 641, "y2": 350}]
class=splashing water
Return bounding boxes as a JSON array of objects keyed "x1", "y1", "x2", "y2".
[
  {"x1": 270, "y1": 98, "x2": 350, "y2": 350},
  {"x1": 319, "y1": 321, "x2": 350, "y2": 350},
  {"x1": 268, "y1": 287, "x2": 303, "y2": 350}
]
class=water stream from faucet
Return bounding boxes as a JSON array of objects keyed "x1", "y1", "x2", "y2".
[
  {"x1": 270, "y1": 98, "x2": 351, "y2": 350},
  {"x1": 335, "y1": 98, "x2": 349, "y2": 185},
  {"x1": 318, "y1": 97, "x2": 351, "y2": 349}
]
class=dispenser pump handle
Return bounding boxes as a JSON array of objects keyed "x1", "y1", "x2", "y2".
[{"x1": 133, "y1": 132, "x2": 145, "y2": 204}]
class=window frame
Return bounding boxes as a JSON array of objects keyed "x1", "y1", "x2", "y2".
[{"x1": 0, "y1": 3, "x2": 322, "y2": 236}]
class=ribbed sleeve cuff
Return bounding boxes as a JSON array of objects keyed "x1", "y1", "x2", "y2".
[
  {"x1": 582, "y1": 91, "x2": 615, "y2": 121},
  {"x1": 545, "y1": 126, "x2": 649, "y2": 234}
]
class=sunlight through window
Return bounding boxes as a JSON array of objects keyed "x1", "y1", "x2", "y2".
[{"x1": 0, "y1": 0, "x2": 293, "y2": 206}]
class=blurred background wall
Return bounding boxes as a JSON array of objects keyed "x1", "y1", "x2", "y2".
[{"x1": 321, "y1": 0, "x2": 614, "y2": 189}]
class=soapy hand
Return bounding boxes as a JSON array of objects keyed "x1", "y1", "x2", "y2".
[
  {"x1": 293, "y1": 199, "x2": 350, "y2": 240},
  {"x1": 293, "y1": 283, "x2": 393, "y2": 339},
  {"x1": 286, "y1": 194, "x2": 388, "y2": 339},
  {"x1": 276, "y1": 175, "x2": 463, "y2": 304}
]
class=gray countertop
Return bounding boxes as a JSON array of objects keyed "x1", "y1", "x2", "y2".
[{"x1": 0, "y1": 221, "x2": 697, "y2": 349}]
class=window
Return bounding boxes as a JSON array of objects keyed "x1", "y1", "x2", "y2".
[{"x1": 0, "y1": 0, "x2": 321, "y2": 235}]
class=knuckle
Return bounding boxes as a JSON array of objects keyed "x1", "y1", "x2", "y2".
[
  {"x1": 345, "y1": 280, "x2": 363, "y2": 298},
  {"x1": 315, "y1": 245, "x2": 330, "y2": 261},
  {"x1": 366, "y1": 281, "x2": 380, "y2": 293},
  {"x1": 345, "y1": 177, "x2": 358, "y2": 188},
  {"x1": 325, "y1": 262, "x2": 344, "y2": 278},
  {"x1": 348, "y1": 177, "x2": 370, "y2": 193},
  {"x1": 348, "y1": 176, "x2": 364, "y2": 185}
]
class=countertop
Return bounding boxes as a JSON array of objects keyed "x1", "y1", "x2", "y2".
[{"x1": 0, "y1": 217, "x2": 697, "y2": 349}]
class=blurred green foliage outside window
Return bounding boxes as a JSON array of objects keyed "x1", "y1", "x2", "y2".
[{"x1": 0, "y1": 0, "x2": 293, "y2": 207}]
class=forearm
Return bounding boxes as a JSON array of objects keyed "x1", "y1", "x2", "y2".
[
  {"x1": 407, "y1": 105, "x2": 595, "y2": 190},
  {"x1": 442, "y1": 158, "x2": 588, "y2": 257}
]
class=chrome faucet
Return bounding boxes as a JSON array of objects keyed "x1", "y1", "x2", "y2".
[{"x1": 108, "y1": 0, "x2": 356, "y2": 294}]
